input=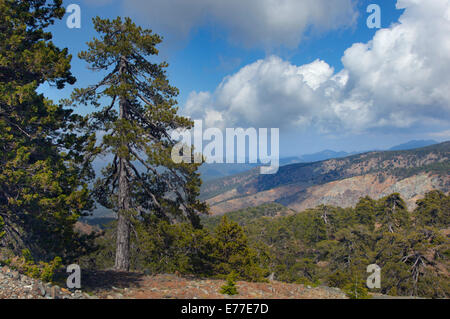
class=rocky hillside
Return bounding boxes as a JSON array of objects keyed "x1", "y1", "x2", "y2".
[
  {"x1": 201, "y1": 142, "x2": 450, "y2": 215},
  {"x1": 0, "y1": 265, "x2": 95, "y2": 299}
]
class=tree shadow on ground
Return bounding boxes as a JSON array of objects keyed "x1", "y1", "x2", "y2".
[{"x1": 75, "y1": 270, "x2": 145, "y2": 292}]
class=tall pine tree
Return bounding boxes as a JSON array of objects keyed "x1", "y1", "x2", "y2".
[
  {"x1": 0, "y1": 0, "x2": 93, "y2": 260},
  {"x1": 71, "y1": 17, "x2": 207, "y2": 271}
]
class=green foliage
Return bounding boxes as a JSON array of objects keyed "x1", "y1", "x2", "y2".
[
  {"x1": 26, "y1": 256, "x2": 62, "y2": 283},
  {"x1": 209, "y1": 216, "x2": 269, "y2": 281},
  {"x1": 414, "y1": 190, "x2": 450, "y2": 228},
  {"x1": 376, "y1": 193, "x2": 410, "y2": 233},
  {"x1": 376, "y1": 227, "x2": 448, "y2": 297},
  {"x1": 82, "y1": 217, "x2": 210, "y2": 274},
  {"x1": 220, "y1": 272, "x2": 239, "y2": 296},
  {"x1": 39, "y1": 257, "x2": 63, "y2": 282},
  {"x1": 354, "y1": 196, "x2": 377, "y2": 229},
  {"x1": 21, "y1": 249, "x2": 34, "y2": 263},
  {"x1": 0, "y1": 0, "x2": 94, "y2": 262},
  {"x1": 213, "y1": 192, "x2": 449, "y2": 298},
  {"x1": 326, "y1": 270, "x2": 351, "y2": 289},
  {"x1": 201, "y1": 203, "x2": 292, "y2": 230},
  {"x1": 2, "y1": 249, "x2": 63, "y2": 283},
  {"x1": 343, "y1": 278, "x2": 371, "y2": 299},
  {"x1": 131, "y1": 217, "x2": 213, "y2": 275},
  {"x1": 391, "y1": 161, "x2": 450, "y2": 180},
  {"x1": 83, "y1": 215, "x2": 269, "y2": 282}
]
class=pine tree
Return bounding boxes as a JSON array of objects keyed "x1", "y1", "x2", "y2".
[
  {"x1": 211, "y1": 216, "x2": 267, "y2": 281},
  {"x1": 220, "y1": 272, "x2": 239, "y2": 296},
  {"x1": 71, "y1": 17, "x2": 207, "y2": 271},
  {"x1": 376, "y1": 227, "x2": 447, "y2": 297},
  {"x1": 414, "y1": 190, "x2": 450, "y2": 228},
  {"x1": 0, "y1": 0, "x2": 93, "y2": 260},
  {"x1": 376, "y1": 193, "x2": 410, "y2": 233},
  {"x1": 354, "y1": 196, "x2": 377, "y2": 229}
]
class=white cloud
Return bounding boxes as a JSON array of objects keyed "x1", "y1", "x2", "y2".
[
  {"x1": 184, "y1": 56, "x2": 334, "y2": 129},
  {"x1": 184, "y1": 0, "x2": 450, "y2": 134},
  {"x1": 121, "y1": 0, "x2": 357, "y2": 48}
]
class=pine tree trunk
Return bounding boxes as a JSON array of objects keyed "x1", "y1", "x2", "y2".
[
  {"x1": 115, "y1": 158, "x2": 131, "y2": 271},
  {"x1": 115, "y1": 56, "x2": 131, "y2": 271}
]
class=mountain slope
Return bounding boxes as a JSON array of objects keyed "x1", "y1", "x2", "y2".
[
  {"x1": 198, "y1": 150, "x2": 356, "y2": 181},
  {"x1": 201, "y1": 141, "x2": 450, "y2": 215},
  {"x1": 297, "y1": 150, "x2": 356, "y2": 163},
  {"x1": 389, "y1": 139, "x2": 438, "y2": 151}
]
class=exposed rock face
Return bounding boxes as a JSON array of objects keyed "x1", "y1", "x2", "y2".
[
  {"x1": 286, "y1": 172, "x2": 448, "y2": 212},
  {"x1": 202, "y1": 142, "x2": 450, "y2": 215}
]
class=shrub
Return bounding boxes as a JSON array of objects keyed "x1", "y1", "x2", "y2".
[
  {"x1": 4, "y1": 249, "x2": 63, "y2": 283},
  {"x1": 343, "y1": 280, "x2": 371, "y2": 299},
  {"x1": 220, "y1": 272, "x2": 239, "y2": 296}
]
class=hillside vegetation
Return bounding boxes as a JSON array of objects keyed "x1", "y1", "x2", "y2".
[
  {"x1": 201, "y1": 142, "x2": 450, "y2": 214},
  {"x1": 73, "y1": 191, "x2": 450, "y2": 299},
  {"x1": 202, "y1": 191, "x2": 450, "y2": 298}
]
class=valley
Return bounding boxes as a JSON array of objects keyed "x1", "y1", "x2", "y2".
[{"x1": 201, "y1": 142, "x2": 450, "y2": 215}]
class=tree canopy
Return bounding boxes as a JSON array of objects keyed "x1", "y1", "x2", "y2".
[{"x1": 0, "y1": 0, "x2": 93, "y2": 261}]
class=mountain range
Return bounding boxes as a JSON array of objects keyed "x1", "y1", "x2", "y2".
[
  {"x1": 198, "y1": 140, "x2": 438, "y2": 181},
  {"x1": 89, "y1": 139, "x2": 444, "y2": 219},
  {"x1": 200, "y1": 141, "x2": 449, "y2": 215},
  {"x1": 388, "y1": 139, "x2": 438, "y2": 151}
]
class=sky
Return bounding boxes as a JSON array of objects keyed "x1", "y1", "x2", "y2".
[{"x1": 40, "y1": 0, "x2": 450, "y2": 157}]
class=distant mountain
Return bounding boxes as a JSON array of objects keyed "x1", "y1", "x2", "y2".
[
  {"x1": 389, "y1": 140, "x2": 438, "y2": 151},
  {"x1": 199, "y1": 141, "x2": 441, "y2": 182},
  {"x1": 199, "y1": 150, "x2": 358, "y2": 181},
  {"x1": 200, "y1": 141, "x2": 450, "y2": 215}
]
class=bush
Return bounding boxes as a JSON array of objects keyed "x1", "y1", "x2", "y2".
[
  {"x1": 343, "y1": 280, "x2": 371, "y2": 299},
  {"x1": 220, "y1": 272, "x2": 239, "y2": 296},
  {"x1": 3, "y1": 249, "x2": 63, "y2": 283}
]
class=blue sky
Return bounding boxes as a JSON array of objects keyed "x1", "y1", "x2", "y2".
[{"x1": 40, "y1": 0, "x2": 450, "y2": 157}]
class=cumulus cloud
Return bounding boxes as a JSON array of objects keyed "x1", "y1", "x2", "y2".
[
  {"x1": 120, "y1": 0, "x2": 357, "y2": 48},
  {"x1": 184, "y1": 0, "x2": 450, "y2": 134},
  {"x1": 184, "y1": 57, "x2": 334, "y2": 129}
]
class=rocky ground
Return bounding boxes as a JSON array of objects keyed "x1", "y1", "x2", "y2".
[
  {"x1": 0, "y1": 265, "x2": 95, "y2": 299},
  {"x1": 96, "y1": 274, "x2": 348, "y2": 299},
  {"x1": 0, "y1": 266, "x2": 347, "y2": 299}
]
